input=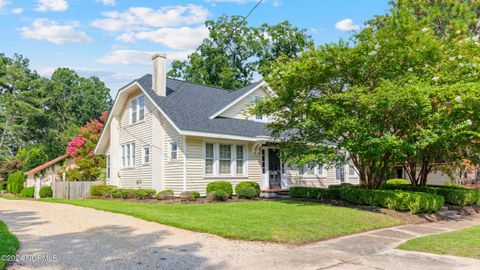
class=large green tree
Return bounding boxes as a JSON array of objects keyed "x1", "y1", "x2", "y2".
[
  {"x1": 168, "y1": 15, "x2": 313, "y2": 89},
  {"x1": 255, "y1": 0, "x2": 480, "y2": 188}
]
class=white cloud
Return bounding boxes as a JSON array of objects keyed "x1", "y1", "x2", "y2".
[
  {"x1": 91, "y1": 4, "x2": 209, "y2": 32},
  {"x1": 117, "y1": 26, "x2": 208, "y2": 50},
  {"x1": 11, "y1": 7, "x2": 22, "y2": 14},
  {"x1": 96, "y1": 49, "x2": 191, "y2": 65},
  {"x1": 335, "y1": 18, "x2": 359, "y2": 32},
  {"x1": 97, "y1": 0, "x2": 115, "y2": 6},
  {"x1": 20, "y1": 19, "x2": 92, "y2": 44},
  {"x1": 0, "y1": 0, "x2": 8, "y2": 8},
  {"x1": 36, "y1": 0, "x2": 68, "y2": 12}
]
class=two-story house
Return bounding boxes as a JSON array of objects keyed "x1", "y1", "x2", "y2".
[{"x1": 94, "y1": 53, "x2": 360, "y2": 195}]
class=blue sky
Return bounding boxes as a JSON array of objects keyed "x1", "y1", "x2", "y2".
[{"x1": 0, "y1": 0, "x2": 390, "y2": 96}]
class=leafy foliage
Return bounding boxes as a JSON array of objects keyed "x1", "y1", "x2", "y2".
[
  {"x1": 289, "y1": 186, "x2": 341, "y2": 200},
  {"x1": 179, "y1": 191, "x2": 199, "y2": 201},
  {"x1": 20, "y1": 186, "x2": 34, "y2": 198},
  {"x1": 6, "y1": 171, "x2": 24, "y2": 194},
  {"x1": 156, "y1": 189, "x2": 174, "y2": 200},
  {"x1": 386, "y1": 179, "x2": 410, "y2": 185},
  {"x1": 255, "y1": 0, "x2": 480, "y2": 188},
  {"x1": 39, "y1": 186, "x2": 53, "y2": 198},
  {"x1": 339, "y1": 187, "x2": 444, "y2": 213},
  {"x1": 235, "y1": 181, "x2": 260, "y2": 195},
  {"x1": 206, "y1": 190, "x2": 228, "y2": 202},
  {"x1": 236, "y1": 186, "x2": 259, "y2": 199},
  {"x1": 65, "y1": 115, "x2": 107, "y2": 181},
  {"x1": 168, "y1": 15, "x2": 313, "y2": 89},
  {"x1": 206, "y1": 181, "x2": 233, "y2": 198},
  {"x1": 90, "y1": 184, "x2": 118, "y2": 198}
]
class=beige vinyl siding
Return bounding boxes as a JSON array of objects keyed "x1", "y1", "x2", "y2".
[
  {"x1": 160, "y1": 115, "x2": 184, "y2": 195},
  {"x1": 219, "y1": 87, "x2": 269, "y2": 119},
  {"x1": 287, "y1": 166, "x2": 360, "y2": 188},
  {"x1": 185, "y1": 137, "x2": 262, "y2": 196},
  {"x1": 118, "y1": 88, "x2": 153, "y2": 189}
]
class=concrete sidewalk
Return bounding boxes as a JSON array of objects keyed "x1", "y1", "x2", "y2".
[{"x1": 0, "y1": 198, "x2": 479, "y2": 270}]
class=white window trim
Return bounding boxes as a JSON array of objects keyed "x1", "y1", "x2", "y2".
[
  {"x1": 142, "y1": 145, "x2": 151, "y2": 165},
  {"x1": 348, "y1": 165, "x2": 357, "y2": 177},
  {"x1": 203, "y1": 141, "x2": 248, "y2": 177},
  {"x1": 121, "y1": 142, "x2": 136, "y2": 169},
  {"x1": 129, "y1": 94, "x2": 146, "y2": 125},
  {"x1": 168, "y1": 140, "x2": 178, "y2": 161}
]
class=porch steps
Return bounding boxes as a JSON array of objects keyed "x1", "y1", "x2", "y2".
[{"x1": 260, "y1": 189, "x2": 289, "y2": 198}]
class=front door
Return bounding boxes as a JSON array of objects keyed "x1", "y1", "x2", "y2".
[
  {"x1": 268, "y1": 149, "x2": 281, "y2": 189},
  {"x1": 336, "y1": 165, "x2": 346, "y2": 183}
]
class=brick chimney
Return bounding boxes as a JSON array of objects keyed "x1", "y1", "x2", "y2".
[{"x1": 152, "y1": 53, "x2": 167, "y2": 96}]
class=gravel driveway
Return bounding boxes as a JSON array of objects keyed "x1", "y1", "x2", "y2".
[{"x1": 1, "y1": 198, "x2": 479, "y2": 270}]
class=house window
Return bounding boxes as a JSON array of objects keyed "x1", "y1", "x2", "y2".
[
  {"x1": 306, "y1": 162, "x2": 316, "y2": 175},
  {"x1": 236, "y1": 145, "x2": 245, "y2": 175},
  {"x1": 121, "y1": 142, "x2": 135, "y2": 168},
  {"x1": 142, "y1": 146, "x2": 150, "y2": 165},
  {"x1": 205, "y1": 143, "x2": 246, "y2": 176},
  {"x1": 205, "y1": 143, "x2": 214, "y2": 175},
  {"x1": 106, "y1": 155, "x2": 110, "y2": 178},
  {"x1": 348, "y1": 165, "x2": 356, "y2": 176},
  {"x1": 299, "y1": 162, "x2": 326, "y2": 177},
  {"x1": 261, "y1": 149, "x2": 266, "y2": 174},
  {"x1": 169, "y1": 141, "x2": 178, "y2": 161},
  {"x1": 219, "y1": 144, "x2": 232, "y2": 174},
  {"x1": 130, "y1": 95, "x2": 145, "y2": 124}
]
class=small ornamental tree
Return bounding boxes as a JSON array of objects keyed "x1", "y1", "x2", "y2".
[{"x1": 65, "y1": 112, "x2": 108, "y2": 181}]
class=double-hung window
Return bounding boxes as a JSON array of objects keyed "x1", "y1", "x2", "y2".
[
  {"x1": 299, "y1": 162, "x2": 326, "y2": 177},
  {"x1": 142, "y1": 146, "x2": 150, "y2": 165},
  {"x1": 169, "y1": 141, "x2": 178, "y2": 161},
  {"x1": 205, "y1": 143, "x2": 214, "y2": 175},
  {"x1": 130, "y1": 95, "x2": 145, "y2": 124},
  {"x1": 219, "y1": 144, "x2": 231, "y2": 175},
  {"x1": 204, "y1": 143, "x2": 246, "y2": 176},
  {"x1": 348, "y1": 165, "x2": 356, "y2": 176},
  {"x1": 236, "y1": 145, "x2": 245, "y2": 175},
  {"x1": 121, "y1": 142, "x2": 135, "y2": 168}
]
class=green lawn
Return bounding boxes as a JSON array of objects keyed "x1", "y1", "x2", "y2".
[
  {"x1": 398, "y1": 225, "x2": 480, "y2": 259},
  {"x1": 43, "y1": 199, "x2": 403, "y2": 244},
  {"x1": 0, "y1": 221, "x2": 19, "y2": 270}
]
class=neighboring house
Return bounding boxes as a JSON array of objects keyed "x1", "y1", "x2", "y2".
[
  {"x1": 24, "y1": 154, "x2": 72, "y2": 198},
  {"x1": 95, "y1": 53, "x2": 360, "y2": 195}
]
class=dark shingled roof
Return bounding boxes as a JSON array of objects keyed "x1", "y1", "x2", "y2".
[{"x1": 135, "y1": 74, "x2": 270, "y2": 138}]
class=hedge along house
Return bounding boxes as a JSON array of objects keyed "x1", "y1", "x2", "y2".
[{"x1": 94, "y1": 53, "x2": 361, "y2": 196}]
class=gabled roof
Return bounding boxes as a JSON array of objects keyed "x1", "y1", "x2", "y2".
[
  {"x1": 24, "y1": 154, "x2": 68, "y2": 176},
  {"x1": 95, "y1": 75, "x2": 272, "y2": 154},
  {"x1": 136, "y1": 74, "x2": 271, "y2": 138}
]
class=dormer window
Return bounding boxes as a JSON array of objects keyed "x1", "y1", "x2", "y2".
[{"x1": 130, "y1": 95, "x2": 145, "y2": 124}]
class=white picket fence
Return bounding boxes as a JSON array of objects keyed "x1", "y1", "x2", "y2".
[{"x1": 52, "y1": 181, "x2": 103, "y2": 199}]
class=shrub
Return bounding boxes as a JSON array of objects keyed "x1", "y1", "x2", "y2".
[
  {"x1": 339, "y1": 188, "x2": 444, "y2": 213},
  {"x1": 6, "y1": 171, "x2": 25, "y2": 194},
  {"x1": 206, "y1": 190, "x2": 228, "y2": 202},
  {"x1": 237, "y1": 186, "x2": 259, "y2": 199},
  {"x1": 206, "y1": 181, "x2": 233, "y2": 198},
  {"x1": 383, "y1": 184, "x2": 480, "y2": 206},
  {"x1": 39, "y1": 186, "x2": 53, "y2": 198},
  {"x1": 156, "y1": 189, "x2": 174, "y2": 200},
  {"x1": 116, "y1": 189, "x2": 156, "y2": 200},
  {"x1": 1, "y1": 183, "x2": 7, "y2": 191},
  {"x1": 90, "y1": 185, "x2": 118, "y2": 197},
  {"x1": 289, "y1": 186, "x2": 341, "y2": 200},
  {"x1": 179, "y1": 191, "x2": 199, "y2": 201},
  {"x1": 192, "y1": 191, "x2": 200, "y2": 199},
  {"x1": 235, "y1": 182, "x2": 260, "y2": 195},
  {"x1": 386, "y1": 178, "x2": 410, "y2": 185},
  {"x1": 20, "y1": 187, "x2": 35, "y2": 198},
  {"x1": 328, "y1": 183, "x2": 354, "y2": 188}
]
